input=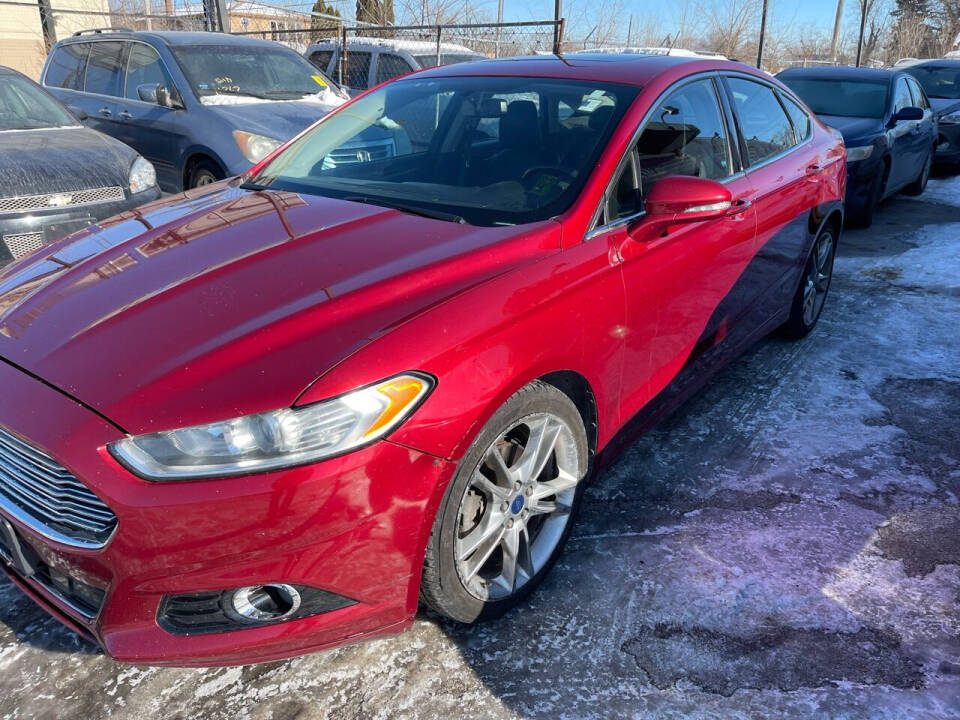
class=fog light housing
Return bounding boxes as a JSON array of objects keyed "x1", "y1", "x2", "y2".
[{"x1": 228, "y1": 584, "x2": 301, "y2": 623}]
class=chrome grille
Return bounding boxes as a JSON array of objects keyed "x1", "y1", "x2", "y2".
[
  {"x1": 327, "y1": 141, "x2": 395, "y2": 166},
  {"x1": 0, "y1": 186, "x2": 125, "y2": 215},
  {"x1": 3, "y1": 232, "x2": 45, "y2": 259},
  {"x1": 0, "y1": 428, "x2": 117, "y2": 548}
]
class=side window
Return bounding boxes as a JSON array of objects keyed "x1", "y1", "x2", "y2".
[
  {"x1": 309, "y1": 50, "x2": 333, "y2": 73},
  {"x1": 45, "y1": 43, "x2": 88, "y2": 90},
  {"x1": 906, "y1": 78, "x2": 929, "y2": 110},
  {"x1": 376, "y1": 53, "x2": 413, "y2": 85},
  {"x1": 606, "y1": 155, "x2": 641, "y2": 221},
  {"x1": 125, "y1": 44, "x2": 173, "y2": 100},
  {"x1": 727, "y1": 77, "x2": 797, "y2": 166},
  {"x1": 780, "y1": 93, "x2": 811, "y2": 142},
  {"x1": 635, "y1": 78, "x2": 733, "y2": 195},
  {"x1": 892, "y1": 78, "x2": 913, "y2": 113},
  {"x1": 84, "y1": 41, "x2": 126, "y2": 97},
  {"x1": 343, "y1": 51, "x2": 372, "y2": 89}
]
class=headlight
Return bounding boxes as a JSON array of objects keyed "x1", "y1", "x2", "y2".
[
  {"x1": 233, "y1": 130, "x2": 283, "y2": 163},
  {"x1": 110, "y1": 373, "x2": 434, "y2": 481},
  {"x1": 128, "y1": 156, "x2": 157, "y2": 194},
  {"x1": 940, "y1": 111, "x2": 960, "y2": 125},
  {"x1": 846, "y1": 145, "x2": 874, "y2": 162}
]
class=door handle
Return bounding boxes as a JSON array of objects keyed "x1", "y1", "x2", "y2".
[
  {"x1": 725, "y1": 198, "x2": 752, "y2": 216},
  {"x1": 118, "y1": 110, "x2": 132, "y2": 120},
  {"x1": 805, "y1": 163, "x2": 822, "y2": 176},
  {"x1": 98, "y1": 107, "x2": 112, "y2": 117}
]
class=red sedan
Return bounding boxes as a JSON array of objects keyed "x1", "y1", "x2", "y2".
[{"x1": 0, "y1": 55, "x2": 845, "y2": 666}]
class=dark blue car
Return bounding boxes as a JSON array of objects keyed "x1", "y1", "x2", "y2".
[
  {"x1": 40, "y1": 31, "x2": 349, "y2": 191},
  {"x1": 778, "y1": 66, "x2": 937, "y2": 226},
  {"x1": 903, "y1": 59, "x2": 960, "y2": 167}
]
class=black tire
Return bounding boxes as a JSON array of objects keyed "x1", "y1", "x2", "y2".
[
  {"x1": 903, "y1": 150, "x2": 932, "y2": 196},
  {"x1": 849, "y1": 171, "x2": 884, "y2": 228},
  {"x1": 187, "y1": 159, "x2": 224, "y2": 189},
  {"x1": 782, "y1": 225, "x2": 837, "y2": 339},
  {"x1": 420, "y1": 380, "x2": 589, "y2": 624}
]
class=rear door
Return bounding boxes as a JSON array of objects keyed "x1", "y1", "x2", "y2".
[
  {"x1": 605, "y1": 74, "x2": 758, "y2": 418},
  {"x1": 889, "y1": 76, "x2": 921, "y2": 188},
  {"x1": 111, "y1": 41, "x2": 186, "y2": 190},
  {"x1": 906, "y1": 76, "x2": 936, "y2": 167},
  {"x1": 80, "y1": 40, "x2": 128, "y2": 138}
]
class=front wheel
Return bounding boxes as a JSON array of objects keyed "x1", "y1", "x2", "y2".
[
  {"x1": 782, "y1": 226, "x2": 836, "y2": 339},
  {"x1": 420, "y1": 381, "x2": 588, "y2": 623}
]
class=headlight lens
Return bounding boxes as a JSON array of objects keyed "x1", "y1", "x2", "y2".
[
  {"x1": 110, "y1": 373, "x2": 434, "y2": 481},
  {"x1": 846, "y1": 145, "x2": 874, "y2": 162},
  {"x1": 233, "y1": 130, "x2": 283, "y2": 163},
  {"x1": 940, "y1": 111, "x2": 960, "y2": 125},
  {"x1": 128, "y1": 156, "x2": 157, "y2": 194}
]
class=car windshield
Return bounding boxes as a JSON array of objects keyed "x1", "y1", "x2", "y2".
[
  {"x1": 780, "y1": 78, "x2": 889, "y2": 118},
  {"x1": 245, "y1": 76, "x2": 637, "y2": 226},
  {"x1": 905, "y1": 65, "x2": 960, "y2": 99},
  {"x1": 412, "y1": 53, "x2": 484, "y2": 67},
  {"x1": 172, "y1": 44, "x2": 337, "y2": 101},
  {"x1": 0, "y1": 74, "x2": 77, "y2": 130}
]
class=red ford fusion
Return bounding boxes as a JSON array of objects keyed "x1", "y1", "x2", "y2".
[{"x1": 0, "y1": 54, "x2": 844, "y2": 666}]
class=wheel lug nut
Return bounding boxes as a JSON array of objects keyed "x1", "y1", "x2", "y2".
[
  {"x1": 506, "y1": 518, "x2": 514, "y2": 529},
  {"x1": 514, "y1": 481, "x2": 522, "y2": 491},
  {"x1": 500, "y1": 502, "x2": 509, "y2": 512},
  {"x1": 525, "y1": 486, "x2": 533, "y2": 496}
]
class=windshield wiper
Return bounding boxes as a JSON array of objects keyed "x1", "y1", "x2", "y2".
[{"x1": 342, "y1": 196, "x2": 466, "y2": 224}]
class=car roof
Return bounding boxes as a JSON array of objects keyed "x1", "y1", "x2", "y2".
[
  {"x1": 777, "y1": 66, "x2": 898, "y2": 82},
  {"x1": 905, "y1": 58, "x2": 960, "y2": 68},
  {"x1": 57, "y1": 30, "x2": 281, "y2": 49},
  {"x1": 0, "y1": 65, "x2": 19, "y2": 76},
  {"x1": 414, "y1": 53, "x2": 761, "y2": 87}
]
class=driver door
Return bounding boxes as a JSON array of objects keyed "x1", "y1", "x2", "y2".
[{"x1": 597, "y1": 75, "x2": 758, "y2": 421}]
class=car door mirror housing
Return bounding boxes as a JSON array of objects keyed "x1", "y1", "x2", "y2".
[
  {"x1": 137, "y1": 83, "x2": 160, "y2": 104},
  {"x1": 644, "y1": 175, "x2": 734, "y2": 224},
  {"x1": 143, "y1": 84, "x2": 183, "y2": 110},
  {"x1": 893, "y1": 106, "x2": 923, "y2": 123}
]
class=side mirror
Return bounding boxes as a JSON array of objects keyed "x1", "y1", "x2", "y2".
[
  {"x1": 644, "y1": 175, "x2": 735, "y2": 227},
  {"x1": 137, "y1": 83, "x2": 159, "y2": 104},
  {"x1": 892, "y1": 106, "x2": 923, "y2": 123},
  {"x1": 141, "y1": 84, "x2": 183, "y2": 109}
]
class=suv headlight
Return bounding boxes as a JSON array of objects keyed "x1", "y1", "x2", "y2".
[
  {"x1": 846, "y1": 145, "x2": 874, "y2": 162},
  {"x1": 234, "y1": 130, "x2": 283, "y2": 163},
  {"x1": 109, "y1": 373, "x2": 434, "y2": 481},
  {"x1": 128, "y1": 156, "x2": 157, "y2": 194},
  {"x1": 940, "y1": 111, "x2": 960, "y2": 125}
]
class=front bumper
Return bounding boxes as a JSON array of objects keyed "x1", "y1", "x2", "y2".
[
  {"x1": 0, "y1": 187, "x2": 161, "y2": 268},
  {"x1": 0, "y1": 359, "x2": 455, "y2": 666},
  {"x1": 843, "y1": 155, "x2": 885, "y2": 212},
  {"x1": 934, "y1": 123, "x2": 960, "y2": 164}
]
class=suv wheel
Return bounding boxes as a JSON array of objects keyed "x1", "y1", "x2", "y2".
[{"x1": 188, "y1": 160, "x2": 224, "y2": 189}]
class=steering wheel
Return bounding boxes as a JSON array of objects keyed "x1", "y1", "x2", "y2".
[{"x1": 520, "y1": 166, "x2": 577, "y2": 188}]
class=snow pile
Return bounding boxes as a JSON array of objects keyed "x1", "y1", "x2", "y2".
[{"x1": 200, "y1": 88, "x2": 345, "y2": 112}]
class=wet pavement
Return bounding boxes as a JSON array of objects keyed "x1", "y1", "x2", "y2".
[{"x1": 2, "y1": 179, "x2": 959, "y2": 719}]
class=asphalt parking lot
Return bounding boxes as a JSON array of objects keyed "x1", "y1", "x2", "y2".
[{"x1": 2, "y1": 175, "x2": 959, "y2": 720}]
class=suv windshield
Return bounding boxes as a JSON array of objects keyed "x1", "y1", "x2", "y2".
[
  {"x1": 905, "y1": 64, "x2": 960, "y2": 99},
  {"x1": 780, "y1": 78, "x2": 889, "y2": 118},
  {"x1": 172, "y1": 44, "x2": 341, "y2": 102},
  {"x1": 0, "y1": 74, "x2": 76, "y2": 130},
  {"x1": 246, "y1": 76, "x2": 637, "y2": 226}
]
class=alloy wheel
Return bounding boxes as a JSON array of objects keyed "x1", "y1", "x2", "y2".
[
  {"x1": 455, "y1": 413, "x2": 582, "y2": 601},
  {"x1": 802, "y1": 231, "x2": 834, "y2": 327}
]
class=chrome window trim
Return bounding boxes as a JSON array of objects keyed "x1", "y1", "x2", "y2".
[
  {"x1": 43, "y1": 38, "x2": 184, "y2": 107},
  {"x1": 586, "y1": 70, "x2": 814, "y2": 239}
]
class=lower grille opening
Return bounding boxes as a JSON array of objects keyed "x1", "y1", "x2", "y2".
[{"x1": 158, "y1": 585, "x2": 356, "y2": 636}]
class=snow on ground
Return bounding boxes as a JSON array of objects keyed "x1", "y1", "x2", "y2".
[
  {"x1": 905, "y1": 173, "x2": 960, "y2": 208},
  {"x1": 0, "y1": 192, "x2": 959, "y2": 719}
]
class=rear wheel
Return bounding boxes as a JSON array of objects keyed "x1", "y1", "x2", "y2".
[
  {"x1": 903, "y1": 151, "x2": 932, "y2": 196},
  {"x1": 782, "y1": 226, "x2": 836, "y2": 339},
  {"x1": 420, "y1": 381, "x2": 588, "y2": 623}
]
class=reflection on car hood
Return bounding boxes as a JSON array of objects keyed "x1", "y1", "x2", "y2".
[
  {"x1": 204, "y1": 98, "x2": 341, "y2": 140},
  {"x1": 817, "y1": 115, "x2": 885, "y2": 146},
  {"x1": 0, "y1": 126, "x2": 137, "y2": 199},
  {"x1": 0, "y1": 184, "x2": 559, "y2": 433}
]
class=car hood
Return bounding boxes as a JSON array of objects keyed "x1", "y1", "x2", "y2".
[
  {"x1": 0, "y1": 126, "x2": 136, "y2": 198},
  {"x1": 929, "y1": 97, "x2": 960, "y2": 116},
  {"x1": 818, "y1": 115, "x2": 885, "y2": 145},
  {"x1": 0, "y1": 184, "x2": 559, "y2": 434},
  {"x1": 203, "y1": 97, "x2": 342, "y2": 140}
]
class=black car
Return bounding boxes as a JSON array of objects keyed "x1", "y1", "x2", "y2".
[
  {"x1": 903, "y1": 59, "x2": 960, "y2": 167},
  {"x1": 778, "y1": 66, "x2": 937, "y2": 226},
  {"x1": 0, "y1": 65, "x2": 160, "y2": 268}
]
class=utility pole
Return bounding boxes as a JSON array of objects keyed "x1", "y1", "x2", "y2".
[
  {"x1": 756, "y1": 0, "x2": 769, "y2": 69},
  {"x1": 553, "y1": 0, "x2": 562, "y2": 54},
  {"x1": 626, "y1": 14, "x2": 633, "y2": 46},
  {"x1": 830, "y1": 0, "x2": 845, "y2": 62},
  {"x1": 855, "y1": 0, "x2": 867, "y2": 66},
  {"x1": 145, "y1": 0, "x2": 152, "y2": 31},
  {"x1": 496, "y1": 0, "x2": 503, "y2": 57}
]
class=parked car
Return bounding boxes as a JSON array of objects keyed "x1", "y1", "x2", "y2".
[
  {"x1": 0, "y1": 54, "x2": 845, "y2": 666},
  {"x1": 40, "y1": 30, "x2": 348, "y2": 191},
  {"x1": 306, "y1": 36, "x2": 485, "y2": 95},
  {"x1": 778, "y1": 66, "x2": 937, "y2": 226},
  {"x1": 0, "y1": 65, "x2": 159, "y2": 269},
  {"x1": 902, "y1": 59, "x2": 960, "y2": 167}
]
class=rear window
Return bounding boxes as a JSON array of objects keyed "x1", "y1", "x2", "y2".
[
  {"x1": 780, "y1": 77, "x2": 889, "y2": 118},
  {"x1": 780, "y1": 93, "x2": 812, "y2": 142},
  {"x1": 308, "y1": 49, "x2": 333, "y2": 72},
  {"x1": 45, "y1": 43, "x2": 88, "y2": 90},
  {"x1": 728, "y1": 77, "x2": 797, "y2": 165},
  {"x1": 412, "y1": 53, "x2": 483, "y2": 68}
]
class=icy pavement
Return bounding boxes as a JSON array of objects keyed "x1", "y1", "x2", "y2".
[{"x1": 1, "y1": 187, "x2": 959, "y2": 719}]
